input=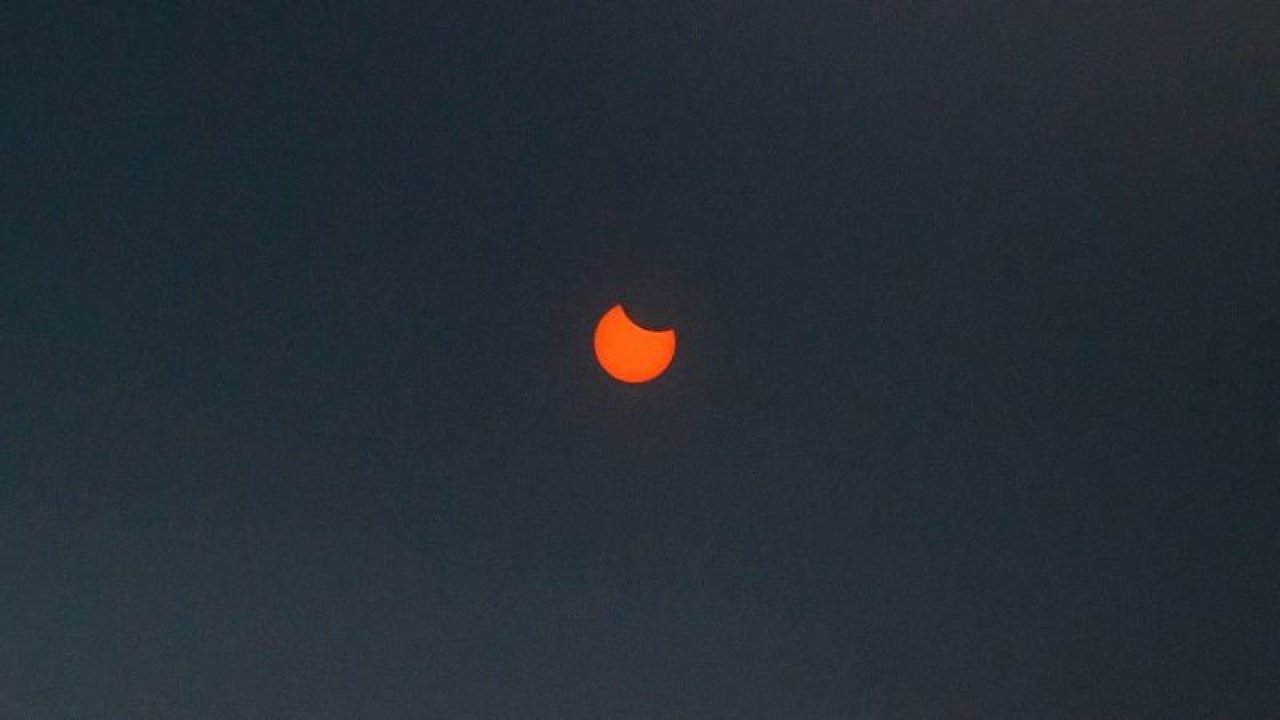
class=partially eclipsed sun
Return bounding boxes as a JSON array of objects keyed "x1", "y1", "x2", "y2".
[{"x1": 593, "y1": 304, "x2": 677, "y2": 383}]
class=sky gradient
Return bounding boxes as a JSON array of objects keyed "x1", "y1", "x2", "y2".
[{"x1": 3, "y1": 2, "x2": 1278, "y2": 717}]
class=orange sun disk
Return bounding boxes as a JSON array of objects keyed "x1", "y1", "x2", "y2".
[{"x1": 593, "y1": 304, "x2": 677, "y2": 383}]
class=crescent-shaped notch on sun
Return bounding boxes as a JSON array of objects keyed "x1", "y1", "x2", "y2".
[{"x1": 593, "y1": 304, "x2": 677, "y2": 383}]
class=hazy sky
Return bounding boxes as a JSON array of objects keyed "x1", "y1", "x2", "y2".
[{"x1": 3, "y1": 2, "x2": 1278, "y2": 717}]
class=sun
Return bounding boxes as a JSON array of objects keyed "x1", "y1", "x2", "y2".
[{"x1": 593, "y1": 304, "x2": 677, "y2": 383}]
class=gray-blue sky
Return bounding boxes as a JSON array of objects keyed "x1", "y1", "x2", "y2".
[{"x1": 3, "y1": 2, "x2": 1278, "y2": 716}]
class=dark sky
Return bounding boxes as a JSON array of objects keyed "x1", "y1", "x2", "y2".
[{"x1": 3, "y1": 2, "x2": 1278, "y2": 717}]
